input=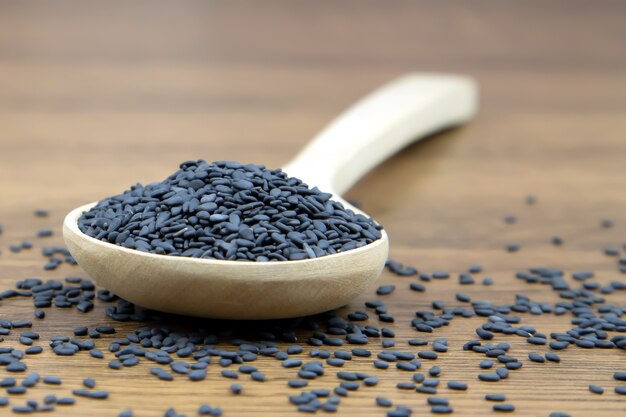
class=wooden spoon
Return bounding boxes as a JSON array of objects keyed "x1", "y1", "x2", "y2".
[{"x1": 63, "y1": 73, "x2": 477, "y2": 319}]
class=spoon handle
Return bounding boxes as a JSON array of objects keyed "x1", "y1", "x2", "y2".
[{"x1": 283, "y1": 73, "x2": 478, "y2": 195}]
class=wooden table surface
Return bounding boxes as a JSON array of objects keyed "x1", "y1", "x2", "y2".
[{"x1": 1, "y1": 1, "x2": 625, "y2": 416}]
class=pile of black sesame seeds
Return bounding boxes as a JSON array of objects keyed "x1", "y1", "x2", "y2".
[
  {"x1": 78, "y1": 160, "x2": 383, "y2": 262},
  {"x1": 0, "y1": 196, "x2": 625, "y2": 416}
]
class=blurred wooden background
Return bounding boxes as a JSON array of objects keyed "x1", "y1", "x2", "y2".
[{"x1": 0, "y1": 1, "x2": 625, "y2": 416}]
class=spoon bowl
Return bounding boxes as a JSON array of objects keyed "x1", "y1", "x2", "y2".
[
  {"x1": 64, "y1": 202, "x2": 388, "y2": 319},
  {"x1": 63, "y1": 73, "x2": 477, "y2": 319}
]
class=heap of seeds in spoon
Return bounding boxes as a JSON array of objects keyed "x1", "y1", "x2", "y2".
[{"x1": 78, "y1": 160, "x2": 383, "y2": 261}]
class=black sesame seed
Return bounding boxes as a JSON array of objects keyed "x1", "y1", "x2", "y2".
[
  {"x1": 90, "y1": 390, "x2": 109, "y2": 399},
  {"x1": 587, "y1": 384, "x2": 603, "y2": 394},
  {"x1": 506, "y1": 243, "x2": 520, "y2": 252},
  {"x1": 189, "y1": 369, "x2": 207, "y2": 381},
  {"x1": 289, "y1": 394, "x2": 310, "y2": 405},
  {"x1": 493, "y1": 404, "x2": 515, "y2": 412},
  {"x1": 334, "y1": 350, "x2": 353, "y2": 360},
  {"x1": 282, "y1": 359, "x2": 302, "y2": 368},
  {"x1": 90, "y1": 349, "x2": 104, "y2": 359},
  {"x1": 387, "y1": 406, "x2": 412, "y2": 417},
  {"x1": 447, "y1": 381, "x2": 468, "y2": 390},
  {"x1": 42, "y1": 376, "x2": 62, "y2": 385},
  {"x1": 428, "y1": 397, "x2": 449, "y2": 406},
  {"x1": 376, "y1": 397, "x2": 392, "y2": 407},
  {"x1": 96, "y1": 326, "x2": 115, "y2": 334},
  {"x1": 0, "y1": 378, "x2": 16, "y2": 387},
  {"x1": 322, "y1": 403, "x2": 337, "y2": 412},
  {"x1": 71, "y1": 389, "x2": 91, "y2": 397},
  {"x1": 288, "y1": 380, "x2": 308, "y2": 388},
  {"x1": 34, "y1": 209, "x2": 49, "y2": 217},
  {"x1": 73, "y1": 327, "x2": 88, "y2": 336},
  {"x1": 496, "y1": 368, "x2": 509, "y2": 379},
  {"x1": 396, "y1": 362, "x2": 417, "y2": 371},
  {"x1": 527, "y1": 337, "x2": 547, "y2": 345},
  {"x1": 251, "y1": 371, "x2": 265, "y2": 381},
  {"x1": 459, "y1": 274, "x2": 475, "y2": 285},
  {"x1": 549, "y1": 341, "x2": 569, "y2": 350},
  {"x1": 431, "y1": 405, "x2": 453, "y2": 414},
  {"x1": 415, "y1": 323, "x2": 434, "y2": 333},
  {"x1": 327, "y1": 358, "x2": 345, "y2": 367},
  {"x1": 12, "y1": 405, "x2": 34, "y2": 413},
  {"x1": 221, "y1": 370, "x2": 238, "y2": 379},
  {"x1": 151, "y1": 368, "x2": 173, "y2": 381},
  {"x1": 43, "y1": 394, "x2": 56, "y2": 404},
  {"x1": 56, "y1": 398, "x2": 75, "y2": 405},
  {"x1": 478, "y1": 373, "x2": 501, "y2": 382},
  {"x1": 506, "y1": 362, "x2": 523, "y2": 370},
  {"x1": 286, "y1": 345, "x2": 303, "y2": 355},
  {"x1": 363, "y1": 376, "x2": 378, "y2": 386},
  {"x1": 19, "y1": 336, "x2": 33, "y2": 346},
  {"x1": 298, "y1": 370, "x2": 317, "y2": 379},
  {"x1": 614, "y1": 372, "x2": 626, "y2": 381},
  {"x1": 476, "y1": 328, "x2": 494, "y2": 340},
  {"x1": 377, "y1": 285, "x2": 396, "y2": 295},
  {"x1": 313, "y1": 389, "x2": 330, "y2": 397},
  {"x1": 25, "y1": 346, "x2": 42, "y2": 355},
  {"x1": 346, "y1": 334, "x2": 369, "y2": 344},
  {"x1": 409, "y1": 282, "x2": 426, "y2": 292},
  {"x1": 503, "y1": 215, "x2": 517, "y2": 224},
  {"x1": 238, "y1": 365, "x2": 257, "y2": 374},
  {"x1": 412, "y1": 373, "x2": 425, "y2": 384},
  {"x1": 418, "y1": 351, "x2": 438, "y2": 360},
  {"x1": 485, "y1": 393, "x2": 506, "y2": 401},
  {"x1": 601, "y1": 219, "x2": 614, "y2": 228},
  {"x1": 423, "y1": 379, "x2": 439, "y2": 387},
  {"x1": 6, "y1": 362, "x2": 27, "y2": 372},
  {"x1": 340, "y1": 381, "x2": 360, "y2": 390},
  {"x1": 37, "y1": 229, "x2": 53, "y2": 238},
  {"x1": 297, "y1": 404, "x2": 317, "y2": 413},
  {"x1": 336, "y1": 371, "x2": 358, "y2": 381},
  {"x1": 480, "y1": 360, "x2": 494, "y2": 369}
]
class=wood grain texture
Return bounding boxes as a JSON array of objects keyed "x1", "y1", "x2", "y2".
[{"x1": 0, "y1": 1, "x2": 625, "y2": 416}]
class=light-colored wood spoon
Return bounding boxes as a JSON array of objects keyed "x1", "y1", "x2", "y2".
[{"x1": 63, "y1": 73, "x2": 478, "y2": 319}]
